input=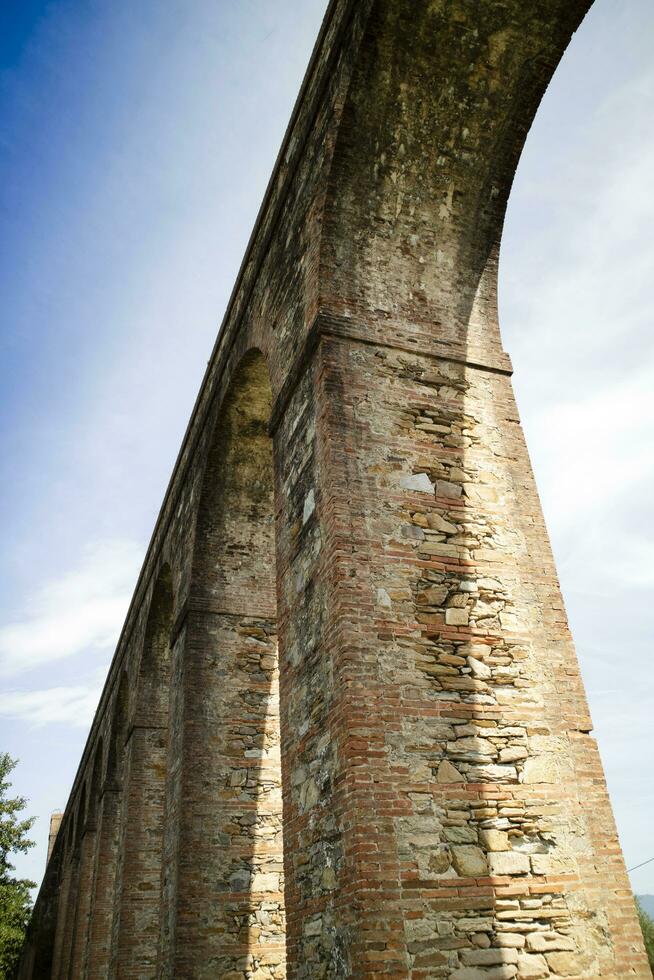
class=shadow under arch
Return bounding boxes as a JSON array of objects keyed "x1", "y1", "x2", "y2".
[
  {"x1": 170, "y1": 348, "x2": 286, "y2": 978},
  {"x1": 319, "y1": 0, "x2": 595, "y2": 349},
  {"x1": 72, "y1": 738, "x2": 104, "y2": 978},
  {"x1": 114, "y1": 564, "x2": 174, "y2": 978},
  {"x1": 27, "y1": 841, "x2": 61, "y2": 980},
  {"x1": 85, "y1": 672, "x2": 129, "y2": 980},
  {"x1": 52, "y1": 794, "x2": 85, "y2": 980},
  {"x1": 64, "y1": 778, "x2": 92, "y2": 980},
  {"x1": 51, "y1": 817, "x2": 77, "y2": 978}
]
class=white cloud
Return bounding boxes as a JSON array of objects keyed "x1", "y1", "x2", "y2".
[
  {"x1": 528, "y1": 362, "x2": 654, "y2": 532},
  {"x1": 502, "y1": 66, "x2": 654, "y2": 379},
  {"x1": 0, "y1": 539, "x2": 142, "y2": 676},
  {"x1": 0, "y1": 681, "x2": 102, "y2": 727}
]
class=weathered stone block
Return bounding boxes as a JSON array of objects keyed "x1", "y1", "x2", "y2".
[
  {"x1": 545, "y1": 951, "x2": 581, "y2": 975},
  {"x1": 488, "y1": 852, "x2": 530, "y2": 876},
  {"x1": 517, "y1": 953, "x2": 549, "y2": 978},
  {"x1": 452, "y1": 846, "x2": 488, "y2": 877},
  {"x1": 526, "y1": 933, "x2": 575, "y2": 953}
]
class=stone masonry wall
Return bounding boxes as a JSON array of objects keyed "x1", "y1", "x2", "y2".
[{"x1": 18, "y1": 1, "x2": 649, "y2": 978}]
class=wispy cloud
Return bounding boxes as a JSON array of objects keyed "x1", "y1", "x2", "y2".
[
  {"x1": 0, "y1": 680, "x2": 102, "y2": 727},
  {"x1": 0, "y1": 539, "x2": 141, "y2": 676},
  {"x1": 502, "y1": 66, "x2": 654, "y2": 383},
  {"x1": 527, "y1": 362, "x2": 654, "y2": 532}
]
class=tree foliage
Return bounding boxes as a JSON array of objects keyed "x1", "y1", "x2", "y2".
[
  {"x1": 0, "y1": 754, "x2": 35, "y2": 979},
  {"x1": 637, "y1": 899, "x2": 654, "y2": 974}
]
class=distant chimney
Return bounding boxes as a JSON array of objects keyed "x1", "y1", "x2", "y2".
[{"x1": 47, "y1": 811, "x2": 63, "y2": 862}]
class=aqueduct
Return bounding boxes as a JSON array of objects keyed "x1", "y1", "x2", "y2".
[{"x1": 19, "y1": 0, "x2": 649, "y2": 976}]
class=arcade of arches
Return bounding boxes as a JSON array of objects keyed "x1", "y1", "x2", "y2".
[{"x1": 18, "y1": 0, "x2": 649, "y2": 977}]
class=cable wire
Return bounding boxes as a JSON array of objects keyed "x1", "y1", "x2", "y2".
[{"x1": 627, "y1": 855, "x2": 654, "y2": 873}]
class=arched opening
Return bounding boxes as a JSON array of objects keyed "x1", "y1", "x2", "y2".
[
  {"x1": 115, "y1": 565, "x2": 173, "y2": 977},
  {"x1": 107, "y1": 672, "x2": 130, "y2": 789},
  {"x1": 73, "y1": 740, "x2": 103, "y2": 978},
  {"x1": 86, "y1": 674, "x2": 129, "y2": 980},
  {"x1": 64, "y1": 780, "x2": 89, "y2": 978},
  {"x1": 30, "y1": 843, "x2": 61, "y2": 980},
  {"x1": 51, "y1": 800, "x2": 83, "y2": 980},
  {"x1": 174, "y1": 349, "x2": 286, "y2": 977},
  {"x1": 88, "y1": 739, "x2": 104, "y2": 827}
]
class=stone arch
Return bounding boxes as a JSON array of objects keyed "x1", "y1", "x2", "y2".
[
  {"x1": 320, "y1": 0, "x2": 593, "y2": 347},
  {"x1": 51, "y1": 803, "x2": 82, "y2": 980},
  {"x1": 66, "y1": 815, "x2": 75, "y2": 856},
  {"x1": 63, "y1": 782, "x2": 90, "y2": 979},
  {"x1": 114, "y1": 564, "x2": 174, "y2": 978},
  {"x1": 73, "y1": 740, "x2": 104, "y2": 978},
  {"x1": 85, "y1": 675, "x2": 130, "y2": 979},
  {"x1": 135, "y1": 564, "x2": 173, "y2": 725},
  {"x1": 87, "y1": 737, "x2": 104, "y2": 825},
  {"x1": 28, "y1": 842, "x2": 61, "y2": 980},
  {"x1": 170, "y1": 348, "x2": 286, "y2": 978},
  {"x1": 106, "y1": 670, "x2": 130, "y2": 787},
  {"x1": 191, "y1": 350, "x2": 276, "y2": 609},
  {"x1": 74, "y1": 783, "x2": 87, "y2": 849}
]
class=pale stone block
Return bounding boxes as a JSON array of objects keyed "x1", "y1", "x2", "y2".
[
  {"x1": 479, "y1": 829, "x2": 509, "y2": 851},
  {"x1": 468, "y1": 655, "x2": 491, "y2": 677},
  {"x1": 521, "y1": 755, "x2": 558, "y2": 784},
  {"x1": 471, "y1": 764, "x2": 517, "y2": 782},
  {"x1": 446, "y1": 607, "x2": 469, "y2": 626},
  {"x1": 400, "y1": 472, "x2": 435, "y2": 494},
  {"x1": 499, "y1": 746, "x2": 528, "y2": 762},
  {"x1": 526, "y1": 933, "x2": 575, "y2": 953},
  {"x1": 452, "y1": 967, "x2": 517, "y2": 980},
  {"x1": 376, "y1": 587, "x2": 392, "y2": 608},
  {"x1": 496, "y1": 933, "x2": 526, "y2": 948},
  {"x1": 437, "y1": 760, "x2": 465, "y2": 782},
  {"x1": 252, "y1": 872, "x2": 280, "y2": 893},
  {"x1": 516, "y1": 953, "x2": 549, "y2": 978},
  {"x1": 450, "y1": 736, "x2": 495, "y2": 756},
  {"x1": 302, "y1": 489, "x2": 315, "y2": 523},
  {"x1": 488, "y1": 851, "x2": 530, "y2": 876},
  {"x1": 529, "y1": 854, "x2": 557, "y2": 875},
  {"x1": 545, "y1": 951, "x2": 580, "y2": 975},
  {"x1": 429, "y1": 513, "x2": 458, "y2": 533}
]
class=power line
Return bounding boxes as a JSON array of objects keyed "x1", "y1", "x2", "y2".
[{"x1": 627, "y1": 855, "x2": 654, "y2": 873}]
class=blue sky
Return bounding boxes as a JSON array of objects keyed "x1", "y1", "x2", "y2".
[{"x1": 1, "y1": 0, "x2": 652, "y2": 898}]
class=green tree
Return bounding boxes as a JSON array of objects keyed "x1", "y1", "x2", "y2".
[
  {"x1": 0, "y1": 754, "x2": 35, "y2": 979},
  {"x1": 637, "y1": 899, "x2": 654, "y2": 975}
]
